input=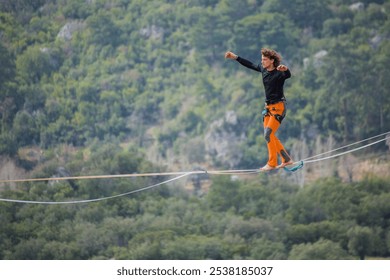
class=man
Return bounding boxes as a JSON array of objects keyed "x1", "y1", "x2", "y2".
[{"x1": 225, "y1": 48, "x2": 293, "y2": 171}]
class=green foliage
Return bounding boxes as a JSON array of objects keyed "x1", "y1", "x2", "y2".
[
  {"x1": 0, "y1": 42, "x2": 15, "y2": 92},
  {"x1": 0, "y1": 133, "x2": 18, "y2": 156},
  {"x1": 1, "y1": 172, "x2": 390, "y2": 260},
  {"x1": 288, "y1": 238, "x2": 352, "y2": 260},
  {"x1": 16, "y1": 45, "x2": 60, "y2": 84},
  {"x1": 0, "y1": 0, "x2": 389, "y2": 261},
  {"x1": 207, "y1": 176, "x2": 240, "y2": 211},
  {"x1": 86, "y1": 11, "x2": 122, "y2": 47},
  {"x1": 1, "y1": 0, "x2": 389, "y2": 159},
  {"x1": 233, "y1": 12, "x2": 300, "y2": 59},
  {"x1": 262, "y1": 0, "x2": 332, "y2": 33},
  {"x1": 285, "y1": 221, "x2": 349, "y2": 249},
  {"x1": 347, "y1": 226, "x2": 374, "y2": 260},
  {"x1": 250, "y1": 237, "x2": 288, "y2": 260},
  {"x1": 13, "y1": 110, "x2": 39, "y2": 146},
  {"x1": 287, "y1": 178, "x2": 364, "y2": 224}
]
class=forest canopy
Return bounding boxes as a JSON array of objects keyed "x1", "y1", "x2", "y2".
[{"x1": 0, "y1": 0, "x2": 389, "y2": 260}]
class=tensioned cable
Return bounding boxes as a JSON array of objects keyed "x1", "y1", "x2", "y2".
[
  {"x1": 0, "y1": 172, "x2": 192, "y2": 205},
  {"x1": 301, "y1": 131, "x2": 390, "y2": 162},
  {"x1": 0, "y1": 132, "x2": 388, "y2": 204},
  {"x1": 303, "y1": 136, "x2": 388, "y2": 164},
  {"x1": 207, "y1": 169, "x2": 259, "y2": 175},
  {"x1": 0, "y1": 171, "x2": 200, "y2": 184},
  {"x1": 0, "y1": 132, "x2": 387, "y2": 184},
  {"x1": 0, "y1": 169, "x2": 259, "y2": 184}
]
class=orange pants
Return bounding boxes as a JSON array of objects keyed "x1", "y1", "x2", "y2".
[{"x1": 263, "y1": 101, "x2": 291, "y2": 167}]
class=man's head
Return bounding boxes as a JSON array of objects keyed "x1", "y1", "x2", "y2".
[{"x1": 261, "y1": 48, "x2": 282, "y2": 69}]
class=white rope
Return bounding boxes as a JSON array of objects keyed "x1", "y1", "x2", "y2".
[
  {"x1": 303, "y1": 137, "x2": 388, "y2": 164},
  {"x1": 0, "y1": 169, "x2": 259, "y2": 184},
  {"x1": 207, "y1": 169, "x2": 259, "y2": 175},
  {"x1": 0, "y1": 173, "x2": 192, "y2": 205},
  {"x1": 0, "y1": 132, "x2": 388, "y2": 204},
  {"x1": 0, "y1": 171, "x2": 197, "y2": 183},
  {"x1": 1, "y1": 132, "x2": 387, "y2": 184},
  {"x1": 301, "y1": 131, "x2": 390, "y2": 162}
]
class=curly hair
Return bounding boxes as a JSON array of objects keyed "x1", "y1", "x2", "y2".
[{"x1": 261, "y1": 48, "x2": 282, "y2": 67}]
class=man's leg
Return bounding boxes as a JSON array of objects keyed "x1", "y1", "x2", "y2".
[
  {"x1": 265, "y1": 102, "x2": 292, "y2": 166},
  {"x1": 264, "y1": 115, "x2": 281, "y2": 167}
]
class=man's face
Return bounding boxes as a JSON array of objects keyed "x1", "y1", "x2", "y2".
[{"x1": 261, "y1": 55, "x2": 274, "y2": 69}]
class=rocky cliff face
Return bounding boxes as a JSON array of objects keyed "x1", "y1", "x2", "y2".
[
  {"x1": 0, "y1": 157, "x2": 26, "y2": 188},
  {"x1": 205, "y1": 111, "x2": 247, "y2": 168}
]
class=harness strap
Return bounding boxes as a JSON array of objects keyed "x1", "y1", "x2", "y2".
[{"x1": 262, "y1": 106, "x2": 284, "y2": 123}]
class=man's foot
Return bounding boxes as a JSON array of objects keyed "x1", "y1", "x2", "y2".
[
  {"x1": 277, "y1": 160, "x2": 294, "y2": 169},
  {"x1": 260, "y1": 164, "x2": 276, "y2": 171}
]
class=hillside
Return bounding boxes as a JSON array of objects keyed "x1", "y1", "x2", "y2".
[
  {"x1": 1, "y1": 0, "x2": 389, "y2": 174},
  {"x1": 0, "y1": 0, "x2": 390, "y2": 261}
]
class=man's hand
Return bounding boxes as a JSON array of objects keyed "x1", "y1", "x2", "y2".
[
  {"x1": 276, "y1": 65, "x2": 288, "y2": 71},
  {"x1": 225, "y1": 51, "x2": 238, "y2": 60}
]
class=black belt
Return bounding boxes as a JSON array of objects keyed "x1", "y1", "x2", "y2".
[{"x1": 265, "y1": 99, "x2": 285, "y2": 105}]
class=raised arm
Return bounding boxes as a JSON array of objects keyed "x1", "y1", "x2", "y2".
[{"x1": 224, "y1": 51, "x2": 262, "y2": 72}]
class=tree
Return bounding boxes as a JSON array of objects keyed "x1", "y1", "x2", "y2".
[
  {"x1": 123, "y1": 230, "x2": 176, "y2": 259},
  {"x1": 287, "y1": 178, "x2": 361, "y2": 224},
  {"x1": 62, "y1": 0, "x2": 92, "y2": 19},
  {"x1": 39, "y1": 241, "x2": 79, "y2": 260},
  {"x1": 347, "y1": 226, "x2": 374, "y2": 260},
  {"x1": 232, "y1": 13, "x2": 299, "y2": 59},
  {"x1": 261, "y1": 0, "x2": 332, "y2": 34},
  {"x1": 0, "y1": 42, "x2": 15, "y2": 93},
  {"x1": 161, "y1": 235, "x2": 229, "y2": 260},
  {"x1": 250, "y1": 238, "x2": 287, "y2": 260},
  {"x1": 13, "y1": 110, "x2": 39, "y2": 146},
  {"x1": 86, "y1": 12, "x2": 122, "y2": 47},
  {"x1": 16, "y1": 46, "x2": 59, "y2": 84},
  {"x1": 386, "y1": 231, "x2": 390, "y2": 257},
  {"x1": 289, "y1": 238, "x2": 352, "y2": 260},
  {"x1": 206, "y1": 176, "x2": 240, "y2": 212},
  {"x1": 0, "y1": 42, "x2": 19, "y2": 131},
  {"x1": 7, "y1": 237, "x2": 47, "y2": 260},
  {"x1": 285, "y1": 221, "x2": 349, "y2": 250},
  {"x1": 0, "y1": 133, "x2": 18, "y2": 156}
]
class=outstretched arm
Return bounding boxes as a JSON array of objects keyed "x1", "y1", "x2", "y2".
[{"x1": 224, "y1": 51, "x2": 262, "y2": 72}]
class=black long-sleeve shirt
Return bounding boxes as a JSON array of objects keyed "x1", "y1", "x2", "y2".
[{"x1": 236, "y1": 56, "x2": 291, "y2": 103}]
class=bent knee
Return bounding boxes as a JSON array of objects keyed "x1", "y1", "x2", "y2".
[{"x1": 264, "y1": 127, "x2": 272, "y2": 143}]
